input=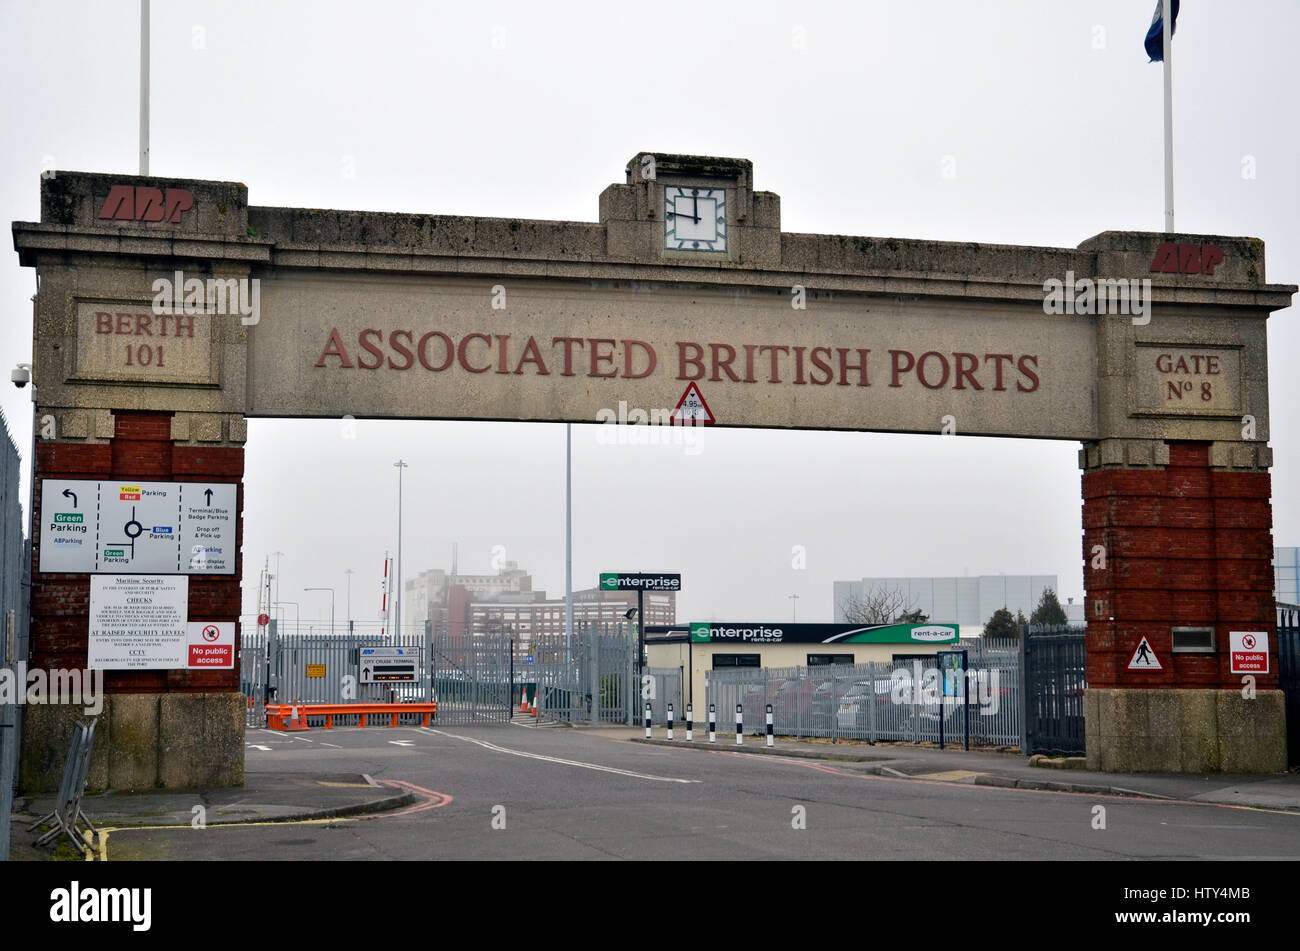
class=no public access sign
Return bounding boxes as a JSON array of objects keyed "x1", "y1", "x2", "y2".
[{"x1": 1229, "y1": 631, "x2": 1269, "y2": 674}]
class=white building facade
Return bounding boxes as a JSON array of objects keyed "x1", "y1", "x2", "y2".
[{"x1": 833, "y1": 575, "x2": 1081, "y2": 631}]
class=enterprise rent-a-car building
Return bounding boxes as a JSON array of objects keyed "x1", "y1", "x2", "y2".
[{"x1": 646, "y1": 621, "x2": 960, "y2": 713}]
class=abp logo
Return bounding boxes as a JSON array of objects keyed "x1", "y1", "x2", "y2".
[
  {"x1": 1149, "y1": 242, "x2": 1224, "y2": 275},
  {"x1": 97, "y1": 185, "x2": 194, "y2": 224}
]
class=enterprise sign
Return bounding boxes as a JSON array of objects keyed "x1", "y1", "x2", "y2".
[
  {"x1": 689, "y1": 622, "x2": 959, "y2": 645},
  {"x1": 599, "y1": 572, "x2": 681, "y2": 592}
]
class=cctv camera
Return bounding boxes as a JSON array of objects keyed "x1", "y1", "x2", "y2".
[{"x1": 11, "y1": 366, "x2": 30, "y2": 389}]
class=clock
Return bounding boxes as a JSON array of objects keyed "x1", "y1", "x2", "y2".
[{"x1": 664, "y1": 186, "x2": 727, "y2": 252}]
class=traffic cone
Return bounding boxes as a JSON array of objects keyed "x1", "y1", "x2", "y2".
[
  {"x1": 531, "y1": 691, "x2": 539, "y2": 717},
  {"x1": 287, "y1": 699, "x2": 310, "y2": 732},
  {"x1": 520, "y1": 687, "x2": 531, "y2": 713}
]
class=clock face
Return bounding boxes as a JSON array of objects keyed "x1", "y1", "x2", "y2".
[{"x1": 664, "y1": 186, "x2": 727, "y2": 252}]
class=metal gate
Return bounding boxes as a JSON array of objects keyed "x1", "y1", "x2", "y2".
[
  {"x1": 528, "y1": 624, "x2": 636, "y2": 725},
  {"x1": 240, "y1": 623, "x2": 639, "y2": 730},
  {"x1": 240, "y1": 627, "x2": 448, "y2": 727},
  {"x1": 1278, "y1": 606, "x2": 1300, "y2": 768},
  {"x1": 644, "y1": 667, "x2": 683, "y2": 726},
  {"x1": 1021, "y1": 628, "x2": 1087, "y2": 756},
  {"x1": 429, "y1": 631, "x2": 512, "y2": 726}
]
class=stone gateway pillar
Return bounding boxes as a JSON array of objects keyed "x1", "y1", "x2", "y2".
[
  {"x1": 1082, "y1": 441, "x2": 1284, "y2": 771},
  {"x1": 16, "y1": 173, "x2": 253, "y2": 791},
  {"x1": 23, "y1": 411, "x2": 246, "y2": 790}
]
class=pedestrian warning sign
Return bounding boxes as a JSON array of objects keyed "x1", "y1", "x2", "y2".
[
  {"x1": 1127, "y1": 636, "x2": 1163, "y2": 671},
  {"x1": 671, "y1": 383, "x2": 715, "y2": 424}
]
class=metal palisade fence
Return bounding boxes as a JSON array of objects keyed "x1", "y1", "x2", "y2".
[
  {"x1": 239, "y1": 622, "x2": 642, "y2": 729},
  {"x1": 529, "y1": 624, "x2": 637, "y2": 726},
  {"x1": 428, "y1": 630, "x2": 512, "y2": 726},
  {"x1": 705, "y1": 653, "x2": 1022, "y2": 748},
  {"x1": 240, "y1": 629, "x2": 439, "y2": 727},
  {"x1": 1019, "y1": 626, "x2": 1087, "y2": 755},
  {"x1": 1278, "y1": 604, "x2": 1300, "y2": 768},
  {"x1": 1, "y1": 409, "x2": 27, "y2": 863}
]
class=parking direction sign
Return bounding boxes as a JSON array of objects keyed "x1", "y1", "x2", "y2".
[{"x1": 39, "y1": 479, "x2": 237, "y2": 574}]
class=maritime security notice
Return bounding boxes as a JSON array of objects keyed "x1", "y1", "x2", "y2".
[{"x1": 88, "y1": 575, "x2": 189, "y2": 669}]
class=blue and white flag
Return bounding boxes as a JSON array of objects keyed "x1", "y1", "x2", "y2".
[{"x1": 1144, "y1": 0, "x2": 1180, "y2": 62}]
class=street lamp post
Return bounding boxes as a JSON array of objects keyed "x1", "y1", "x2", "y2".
[
  {"x1": 345, "y1": 568, "x2": 355, "y2": 634},
  {"x1": 393, "y1": 460, "x2": 407, "y2": 638},
  {"x1": 271, "y1": 550, "x2": 285, "y2": 608},
  {"x1": 304, "y1": 587, "x2": 335, "y2": 639},
  {"x1": 273, "y1": 600, "x2": 300, "y2": 638}
]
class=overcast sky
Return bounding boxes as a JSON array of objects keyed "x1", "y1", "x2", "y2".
[{"x1": 2, "y1": 1, "x2": 1296, "y2": 632}]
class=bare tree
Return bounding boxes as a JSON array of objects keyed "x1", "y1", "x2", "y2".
[{"x1": 839, "y1": 587, "x2": 927, "y2": 624}]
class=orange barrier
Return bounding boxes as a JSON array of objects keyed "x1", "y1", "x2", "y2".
[{"x1": 264, "y1": 702, "x2": 438, "y2": 731}]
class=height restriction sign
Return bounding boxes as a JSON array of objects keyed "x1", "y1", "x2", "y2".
[{"x1": 671, "y1": 383, "x2": 715, "y2": 424}]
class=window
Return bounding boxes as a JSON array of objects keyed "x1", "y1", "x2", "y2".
[
  {"x1": 712, "y1": 654, "x2": 760, "y2": 668},
  {"x1": 1171, "y1": 627, "x2": 1214, "y2": 652},
  {"x1": 807, "y1": 653, "x2": 854, "y2": 666}
]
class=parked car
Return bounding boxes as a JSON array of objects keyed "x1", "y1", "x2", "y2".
[{"x1": 738, "y1": 680, "x2": 784, "y2": 715}]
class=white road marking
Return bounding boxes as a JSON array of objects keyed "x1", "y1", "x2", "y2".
[
  {"x1": 246, "y1": 744, "x2": 272, "y2": 751},
  {"x1": 320, "y1": 742, "x2": 341, "y2": 748},
  {"x1": 419, "y1": 728, "x2": 699, "y2": 783},
  {"x1": 256, "y1": 729, "x2": 313, "y2": 743},
  {"x1": 388, "y1": 740, "x2": 415, "y2": 747}
]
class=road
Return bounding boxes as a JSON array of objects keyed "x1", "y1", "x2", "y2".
[{"x1": 105, "y1": 723, "x2": 1300, "y2": 861}]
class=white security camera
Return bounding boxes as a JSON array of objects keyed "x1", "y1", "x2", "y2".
[{"x1": 11, "y1": 365, "x2": 31, "y2": 388}]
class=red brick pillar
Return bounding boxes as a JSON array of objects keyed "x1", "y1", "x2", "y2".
[
  {"x1": 1081, "y1": 441, "x2": 1283, "y2": 771},
  {"x1": 23, "y1": 410, "x2": 244, "y2": 791},
  {"x1": 1083, "y1": 442, "x2": 1276, "y2": 688}
]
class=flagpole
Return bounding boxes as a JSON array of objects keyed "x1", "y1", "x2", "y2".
[
  {"x1": 1162, "y1": 0, "x2": 1174, "y2": 232},
  {"x1": 564, "y1": 423, "x2": 573, "y2": 670},
  {"x1": 139, "y1": 0, "x2": 150, "y2": 175}
]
